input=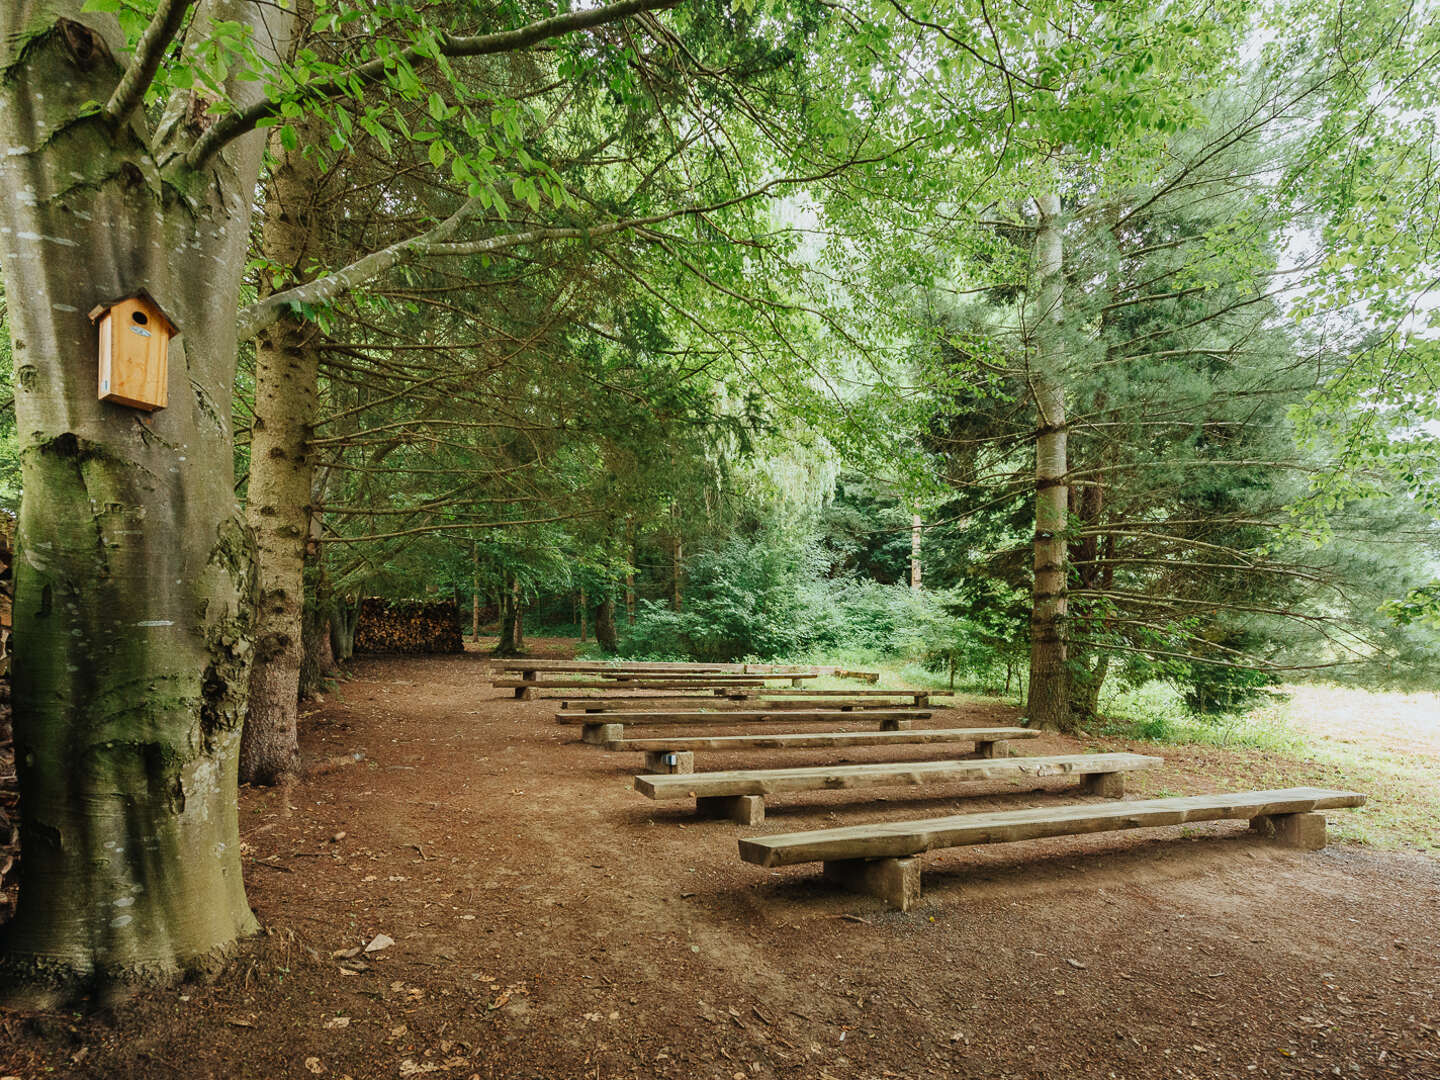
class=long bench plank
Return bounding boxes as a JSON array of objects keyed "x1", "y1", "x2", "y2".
[
  {"x1": 604, "y1": 673, "x2": 818, "y2": 684},
  {"x1": 604, "y1": 726, "x2": 1039, "y2": 774},
  {"x1": 496, "y1": 678, "x2": 768, "y2": 699},
  {"x1": 637, "y1": 751, "x2": 1160, "y2": 800},
  {"x1": 567, "y1": 709, "x2": 931, "y2": 745},
  {"x1": 495, "y1": 678, "x2": 768, "y2": 688},
  {"x1": 753, "y1": 688, "x2": 952, "y2": 698},
  {"x1": 637, "y1": 753, "x2": 1161, "y2": 823},
  {"x1": 496, "y1": 661, "x2": 732, "y2": 673},
  {"x1": 563, "y1": 697, "x2": 930, "y2": 712},
  {"x1": 739, "y1": 787, "x2": 1366, "y2": 869},
  {"x1": 558, "y1": 708, "x2": 930, "y2": 727},
  {"x1": 605, "y1": 726, "x2": 1038, "y2": 752}
]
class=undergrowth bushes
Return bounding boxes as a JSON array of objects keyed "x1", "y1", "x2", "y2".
[{"x1": 616, "y1": 531, "x2": 1012, "y2": 677}]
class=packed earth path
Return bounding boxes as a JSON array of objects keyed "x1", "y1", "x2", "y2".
[{"x1": 2, "y1": 644, "x2": 1438, "y2": 1080}]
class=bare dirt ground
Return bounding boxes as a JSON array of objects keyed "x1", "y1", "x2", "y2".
[{"x1": 2, "y1": 641, "x2": 1437, "y2": 1079}]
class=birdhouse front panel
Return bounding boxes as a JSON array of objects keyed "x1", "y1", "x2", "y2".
[{"x1": 96, "y1": 295, "x2": 170, "y2": 411}]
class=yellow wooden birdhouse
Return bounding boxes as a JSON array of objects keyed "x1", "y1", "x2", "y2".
[{"x1": 89, "y1": 291, "x2": 176, "y2": 411}]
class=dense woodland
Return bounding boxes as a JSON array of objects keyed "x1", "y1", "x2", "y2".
[{"x1": 0, "y1": 0, "x2": 1436, "y2": 1007}]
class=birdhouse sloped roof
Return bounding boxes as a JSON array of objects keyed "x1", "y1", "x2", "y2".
[{"x1": 87, "y1": 289, "x2": 180, "y2": 336}]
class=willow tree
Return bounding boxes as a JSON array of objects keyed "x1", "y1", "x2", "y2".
[{"x1": 0, "y1": 0, "x2": 677, "y2": 1006}]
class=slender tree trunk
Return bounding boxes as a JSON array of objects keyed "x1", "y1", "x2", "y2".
[
  {"x1": 491, "y1": 586, "x2": 519, "y2": 657},
  {"x1": 910, "y1": 513, "x2": 922, "y2": 590},
  {"x1": 1069, "y1": 653, "x2": 1110, "y2": 719},
  {"x1": 299, "y1": 509, "x2": 335, "y2": 695},
  {"x1": 1067, "y1": 479, "x2": 1107, "y2": 720},
  {"x1": 1027, "y1": 190, "x2": 1072, "y2": 732},
  {"x1": 240, "y1": 113, "x2": 326, "y2": 787},
  {"x1": 625, "y1": 518, "x2": 636, "y2": 624},
  {"x1": 513, "y1": 580, "x2": 525, "y2": 651},
  {"x1": 471, "y1": 542, "x2": 481, "y2": 642},
  {"x1": 330, "y1": 596, "x2": 358, "y2": 662},
  {"x1": 596, "y1": 594, "x2": 619, "y2": 652},
  {"x1": 0, "y1": 3, "x2": 290, "y2": 1003},
  {"x1": 578, "y1": 589, "x2": 588, "y2": 642},
  {"x1": 672, "y1": 536, "x2": 684, "y2": 612}
]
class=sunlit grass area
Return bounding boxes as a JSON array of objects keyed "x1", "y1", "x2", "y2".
[{"x1": 1098, "y1": 681, "x2": 1440, "y2": 852}]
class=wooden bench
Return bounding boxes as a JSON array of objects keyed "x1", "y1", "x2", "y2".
[
  {"x1": 560, "y1": 708, "x2": 932, "y2": 744},
  {"x1": 495, "y1": 678, "x2": 768, "y2": 699},
  {"x1": 753, "y1": 688, "x2": 948, "y2": 705},
  {"x1": 603, "y1": 726, "x2": 1040, "y2": 773},
  {"x1": 496, "y1": 661, "x2": 731, "y2": 674},
  {"x1": 634, "y1": 752, "x2": 1162, "y2": 823},
  {"x1": 604, "y1": 672, "x2": 818, "y2": 687},
  {"x1": 562, "y1": 696, "x2": 934, "y2": 712},
  {"x1": 738, "y1": 787, "x2": 1367, "y2": 910}
]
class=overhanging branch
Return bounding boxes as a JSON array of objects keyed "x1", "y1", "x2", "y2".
[{"x1": 185, "y1": 0, "x2": 680, "y2": 169}]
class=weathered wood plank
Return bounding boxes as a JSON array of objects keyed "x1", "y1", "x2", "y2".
[
  {"x1": 495, "y1": 661, "x2": 732, "y2": 673},
  {"x1": 565, "y1": 697, "x2": 927, "y2": 712},
  {"x1": 635, "y1": 752, "x2": 1162, "y2": 800},
  {"x1": 557, "y1": 709, "x2": 931, "y2": 726},
  {"x1": 604, "y1": 672, "x2": 818, "y2": 682},
  {"x1": 737, "y1": 788, "x2": 1368, "y2": 868},
  {"x1": 753, "y1": 689, "x2": 951, "y2": 698},
  {"x1": 493, "y1": 678, "x2": 768, "y2": 690},
  {"x1": 601, "y1": 727, "x2": 1039, "y2": 752}
]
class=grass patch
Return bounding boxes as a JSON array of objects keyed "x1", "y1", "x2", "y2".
[
  {"x1": 1094, "y1": 681, "x2": 1305, "y2": 753},
  {"x1": 1095, "y1": 680, "x2": 1440, "y2": 853}
]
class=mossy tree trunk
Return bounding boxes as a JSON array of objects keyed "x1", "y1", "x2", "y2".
[{"x1": 0, "y1": 2, "x2": 289, "y2": 1003}]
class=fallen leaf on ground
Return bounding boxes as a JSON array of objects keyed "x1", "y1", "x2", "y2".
[{"x1": 366, "y1": 933, "x2": 395, "y2": 953}]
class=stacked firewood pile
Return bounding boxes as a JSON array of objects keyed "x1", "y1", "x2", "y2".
[
  {"x1": 0, "y1": 516, "x2": 16, "y2": 919},
  {"x1": 353, "y1": 597, "x2": 464, "y2": 654}
]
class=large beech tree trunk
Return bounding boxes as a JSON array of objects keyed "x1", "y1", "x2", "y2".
[
  {"x1": 1027, "y1": 191, "x2": 1072, "y2": 732},
  {"x1": 0, "y1": 3, "x2": 289, "y2": 1002},
  {"x1": 240, "y1": 117, "x2": 326, "y2": 787}
]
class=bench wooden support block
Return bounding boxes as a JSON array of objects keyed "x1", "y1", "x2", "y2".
[
  {"x1": 879, "y1": 718, "x2": 912, "y2": 731},
  {"x1": 1251, "y1": 810, "x2": 1327, "y2": 850},
  {"x1": 1082, "y1": 771, "x2": 1125, "y2": 798},
  {"x1": 581, "y1": 723, "x2": 624, "y2": 745},
  {"x1": 514, "y1": 686, "x2": 534, "y2": 700},
  {"x1": 822, "y1": 857, "x2": 920, "y2": 912},
  {"x1": 697, "y1": 794, "x2": 764, "y2": 825},
  {"x1": 643, "y1": 750, "x2": 694, "y2": 775},
  {"x1": 977, "y1": 739, "x2": 1011, "y2": 758}
]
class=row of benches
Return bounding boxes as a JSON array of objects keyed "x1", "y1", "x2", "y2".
[{"x1": 506, "y1": 669, "x2": 1367, "y2": 912}]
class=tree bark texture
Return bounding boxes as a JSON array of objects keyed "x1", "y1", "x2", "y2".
[
  {"x1": 0, "y1": 1, "x2": 290, "y2": 1002},
  {"x1": 492, "y1": 584, "x2": 521, "y2": 657},
  {"x1": 578, "y1": 589, "x2": 588, "y2": 643},
  {"x1": 1027, "y1": 191, "x2": 1072, "y2": 732},
  {"x1": 1068, "y1": 479, "x2": 1111, "y2": 719},
  {"x1": 240, "y1": 116, "x2": 326, "y2": 787},
  {"x1": 596, "y1": 594, "x2": 618, "y2": 653},
  {"x1": 910, "y1": 514, "x2": 922, "y2": 590},
  {"x1": 471, "y1": 543, "x2": 481, "y2": 641},
  {"x1": 672, "y1": 536, "x2": 683, "y2": 612}
]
